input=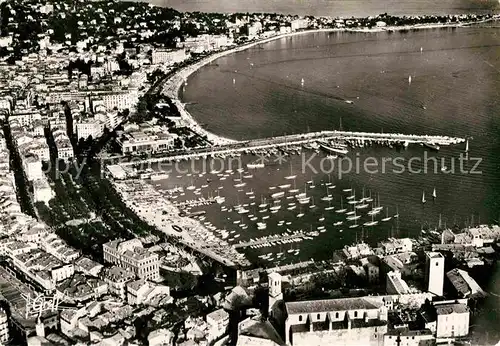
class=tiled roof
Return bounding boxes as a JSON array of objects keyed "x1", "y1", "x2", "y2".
[
  {"x1": 435, "y1": 303, "x2": 469, "y2": 315},
  {"x1": 286, "y1": 297, "x2": 382, "y2": 315}
]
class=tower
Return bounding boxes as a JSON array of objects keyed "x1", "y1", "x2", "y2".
[
  {"x1": 268, "y1": 272, "x2": 283, "y2": 314},
  {"x1": 425, "y1": 251, "x2": 445, "y2": 296}
]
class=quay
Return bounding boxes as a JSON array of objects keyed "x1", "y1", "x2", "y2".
[
  {"x1": 265, "y1": 259, "x2": 316, "y2": 274},
  {"x1": 233, "y1": 232, "x2": 306, "y2": 249},
  {"x1": 115, "y1": 130, "x2": 466, "y2": 166}
]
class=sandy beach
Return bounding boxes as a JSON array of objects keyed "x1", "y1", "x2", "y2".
[{"x1": 160, "y1": 15, "x2": 498, "y2": 147}]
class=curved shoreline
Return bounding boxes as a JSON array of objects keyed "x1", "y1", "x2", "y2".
[{"x1": 161, "y1": 16, "x2": 498, "y2": 145}]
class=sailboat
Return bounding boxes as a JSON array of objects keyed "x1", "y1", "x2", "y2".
[
  {"x1": 381, "y1": 207, "x2": 392, "y2": 222},
  {"x1": 408, "y1": 75, "x2": 412, "y2": 84},
  {"x1": 432, "y1": 188, "x2": 436, "y2": 199},
  {"x1": 393, "y1": 205, "x2": 399, "y2": 219},
  {"x1": 336, "y1": 198, "x2": 347, "y2": 214},
  {"x1": 259, "y1": 197, "x2": 268, "y2": 209},
  {"x1": 346, "y1": 208, "x2": 361, "y2": 221},
  {"x1": 233, "y1": 78, "x2": 236, "y2": 85},
  {"x1": 297, "y1": 207, "x2": 305, "y2": 218},
  {"x1": 349, "y1": 218, "x2": 359, "y2": 229},
  {"x1": 364, "y1": 213, "x2": 378, "y2": 227},
  {"x1": 309, "y1": 196, "x2": 316, "y2": 209},
  {"x1": 422, "y1": 191, "x2": 426, "y2": 204},
  {"x1": 289, "y1": 179, "x2": 300, "y2": 194},
  {"x1": 285, "y1": 162, "x2": 296, "y2": 180},
  {"x1": 325, "y1": 200, "x2": 335, "y2": 211},
  {"x1": 309, "y1": 178, "x2": 315, "y2": 189}
]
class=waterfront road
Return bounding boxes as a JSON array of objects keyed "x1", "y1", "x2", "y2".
[{"x1": 110, "y1": 130, "x2": 465, "y2": 167}]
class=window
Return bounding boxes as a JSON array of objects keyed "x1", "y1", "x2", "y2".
[
  {"x1": 436, "y1": 262, "x2": 439, "y2": 266},
  {"x1": 299, "y1": 315, "x2": 302, "y2": 322},
  {"x1": 335, "y1": 312, "x2": 339, "y2": 318},
  {"x1": 375, "y1": 328, "x2": 377, "y2": 332},
  {"x1": 354, "y1": 311, "x2": 358, "y2": 318},
  {"x1": 412, "y1": 336, "x2": 415, "y2": 340},
  {"x1": 317, "y1": 314, "x2": 320, "y2": 320}
]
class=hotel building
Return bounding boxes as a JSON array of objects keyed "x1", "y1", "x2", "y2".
[{"x1": 103, "y1": 238, "x2": 160, "y2": 281}]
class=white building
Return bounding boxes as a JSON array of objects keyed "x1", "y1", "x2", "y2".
[
  {"x1": 206, "y1": 308, "x2": 230, "y2": 341},
  {"x1": 435, "y1": 302, "x2": 470, "y2": 339},
  {"x1": 75, "y1": 119, "x2": 105, "y2": 140},
  {"x1": 148, "y1": 329, "x2": 174, "y2": 346},
  {"x1": 425, "y1": 252, "x2": 445, "y2": 296},
  {"x1": 0, "y1": 307, "x2": 8, "y2": 344},
  {"x1": 103, "y1": 238, "x2": 160, "y2": 281},
  {"x1": 97, "y1": 91, "x2": 138, "y2": 112},
  {"x1": 291, "y1": 19, "x2": 308, "y2": 31},
  {"x1": 284, "y1": 296, "x2": 388, "y2": 346},
  {"x1": 152, "y1": 48, "x2": 188, "y2": 65},
  {"x1": 384, "y1": 329, "x2": 434, "y2": 346},
  {"x1": 386, "y1": 271, "x2": 411, "y2": 295},
  {"x1": 23, "y1": 155, "x2": 43, "y2": 181},
  {"x1": 119, "y1": 131, "x2": 175, "y2": 154},
  {"x1": 247, "y1": 22, "x2": 263, "y2": 38},
  {"x1": 102, "y1": 266, "x2": 136, "y2": 299},
  {"x1": 268, "y1": 272, "x2": 283, "y2": 314},
  {"x1": 33, "y1": 178, "x2": 54, "y2": 203}
]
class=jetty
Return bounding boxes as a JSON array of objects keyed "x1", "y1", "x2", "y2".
[
  {"x1": 172, "y1": 197, "x2": 216, "y2": 208},
  {"x1": 113, "y1": 130, "x2": 466, "y2": 167},
  {"x1": 234, "y1": 232, "x2": 306, "y2": 249}
]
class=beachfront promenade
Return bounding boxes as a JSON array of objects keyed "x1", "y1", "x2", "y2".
[{"x1": 116, "y1": 130, "x2": 466, "y2": 166}]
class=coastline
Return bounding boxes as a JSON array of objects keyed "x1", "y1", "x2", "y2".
[{"x1": 160, "y1": 16, "x2": 498, "y2": 146}]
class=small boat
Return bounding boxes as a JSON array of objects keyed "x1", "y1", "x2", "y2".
[
  {"x1": 423, "y1": 142, "x2": 440, "y2": 151},
  {"x1": 272, "y1": 191, "x2": 285, "y2": 199},
  {"x1": 319, "y1": 216, "x2": 325, "y2": 222},
  {"x1": 381, "y1": 207, "x2": 392, "y2": 222},
  {"x1": 285, "y1": 162, "x2": 296, "y2": 180},
  {"x1": 364, "y1": 214, "x2": 378, "y2": 227},
  {"x1": 309, "y1": 197, "x2": 316, "y2": 209},
  {"x1": 234, "y1": 183, "x2": 246, "y2": 188},
  {"x1": 432, "y1": 188, "x2": 437, "y2": 199},
  {"x1": 269, "y1": 186, "x2": 276, "y2": 190},
  {"x1": 336, "y1": 199, "x2": 347, "y2": 214},
  {"x1": 247, "y1": 162, "x2": 265, "y2": 169},
  {"x1": 465, "y1": 139, "x2": 469, "y2": 153},
  {"x1": 257, "y1": 222, "x2": 267, "y2": 230},
  {"x1": 333, "y1": 221, "x2": 343, "y2": 226},
  {"x1": 393, "y1": 205, "x2": 399, "y2": 219},
  {"x1": 325, "y1": 200, "x2": 335, "y2": 211},
  {"x1": 279, "y1": 184, "x2": 291, "y2": 189},
  {"x1": 441, "y1": 166, "x2": 447, "y2": 172},
  {"x1": 422, "y1": 191, "x2": 426, "y2": 204}
]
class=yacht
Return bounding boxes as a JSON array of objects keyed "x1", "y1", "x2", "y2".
[
  {"x1": 272, "y1": 191, "x2": 285, "y2": 199},
  {"x1": 247, "y1": 162, "x2": 265, "y2": 169},
  {"x1": 335, "y1": 199, "x2": 347, "y2": 214},
  {"x1": 364, "y1": 214, "x2": 379, "y2": 227},
  {"x1": 279, "y1": 184, "x2": 291, "y2": 189},
  {"x1": 381, "y1": 207, "x2": 392, "y2": 222},
  {"x1": 309, "y1": 197, "x2": 316, "y2": 209},
  {"x1": 285, "y1": 162, "x2": 297, "y2": 180}
]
